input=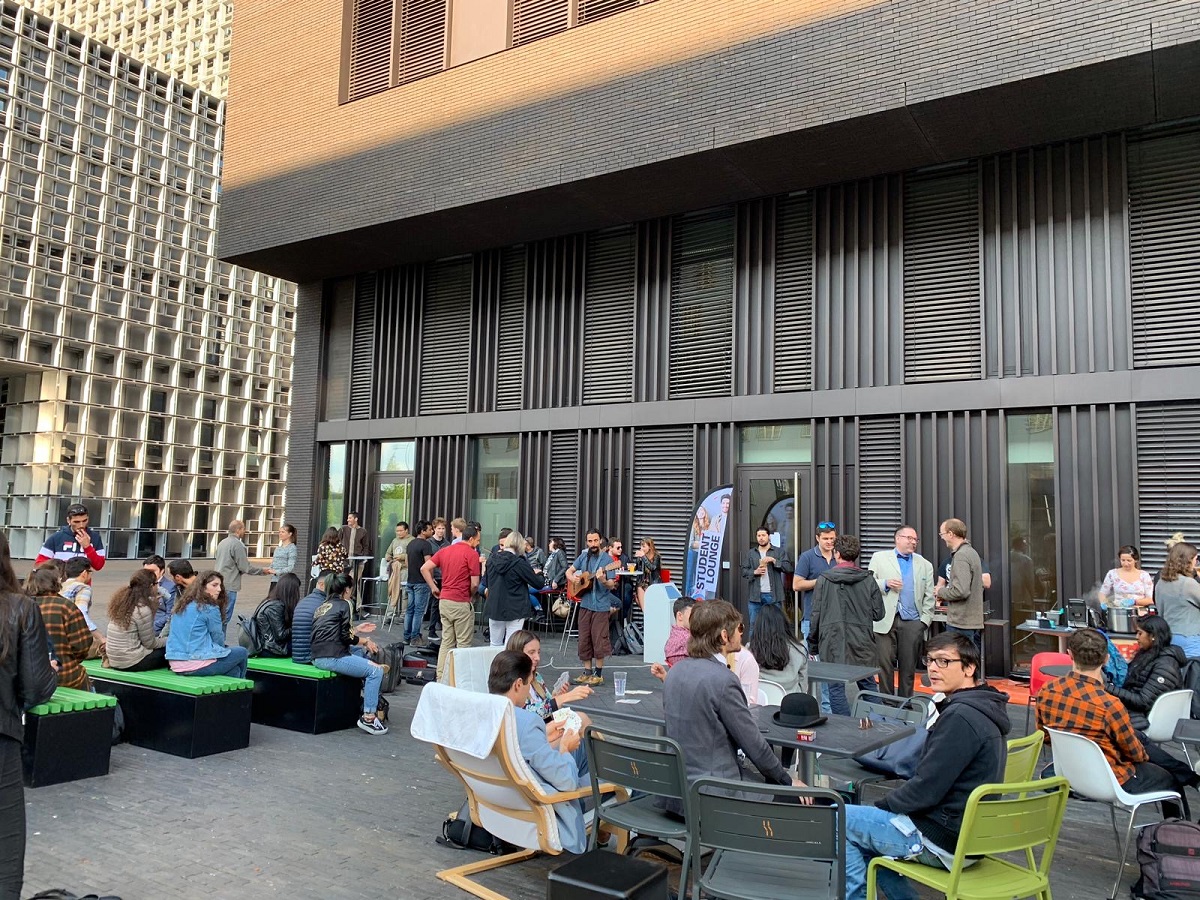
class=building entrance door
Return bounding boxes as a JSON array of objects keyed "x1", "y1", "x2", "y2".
[
  {"x1": 374, "y1": 474, "x2": 413, "y2": 566},
  {"x1": 733, "y1": 466, "x2": 809, "y2": 633}
]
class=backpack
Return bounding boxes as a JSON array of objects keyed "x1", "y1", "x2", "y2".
[
  {"x1": 236, "y1": 614, "x2": 264, "y2": 656},
  {"x1": 1133, "y1": 819, "x2": 1200, "y2": 899},
  {"x1": 1105, "y1": 636, "x2": 1129, "y2": 689},
  {"x1": 372, "y1": 641, "x2": 404, "y2": 694},
  {"x1": 623, "y1": 621, "x2": 644, "y2": 656},
  {"x1": 437, "y1": 800, "x2": 516, "y2": 855}
]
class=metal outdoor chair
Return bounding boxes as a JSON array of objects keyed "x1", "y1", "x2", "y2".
[
  {"x1": 688, "y1": 776, "x2": 844, "y2": 900},
  {"x1": 1145, "y1": 689, "x2": 1194, "y2": 744},
  {"x1": 816, "y1": 691, "x2": 928, "y2": 801},
  {"x1": 759, "y1": 679, "x2": 786, "y2": 706},
  {"x1": 1003, "y1": 730, "x2": 1046, "y2": 784},
  {"x1": 1025, "y1": 651, "x2": 1072, "y2": 732},
  {"x1": 1047, "y1": 727, "x2": 1181, "y2": 899},
  {"x1": 584, "y1": 727, "x2": 694, "y2": 895},
  {"x1": 357, "y1": 560, "x2": 391, "y2": 625},
  {"x1": 867, "y1": 776, "x2": 1070, "y2": 900}
]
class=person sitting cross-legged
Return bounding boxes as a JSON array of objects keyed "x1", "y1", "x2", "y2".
[
  {"x1": 309, "y1": 573, "x2": 388, "y2": 735},
  {"x1": 842, "y1": 631, "x2": 1012, "y2": 900},
  {"x1": 1038, "y1": 626, "x2": 1193, "y2": 818}
]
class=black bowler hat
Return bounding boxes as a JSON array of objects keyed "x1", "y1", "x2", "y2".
[{"x1": 772, "y1": 692, "x2": 827, "y2": 729}]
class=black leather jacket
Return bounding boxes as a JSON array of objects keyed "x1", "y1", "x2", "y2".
[
  {"x1": 2, "y1": 591, "x2": 58, "y2": 743},
  {"x1": 309, "y1": 596, "x2": 358, "y2": 660},
  {"x1": 250, "y1": 598, "x2": 291, "y2": 658}
]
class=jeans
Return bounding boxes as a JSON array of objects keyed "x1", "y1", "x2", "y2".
[
  {"x1": 0, "y1": 737, "x2": 23, "y2": 900},
  {"x1": 224, "y1": 590, "x2": 238, "y2": 626},
  {"x1": 314, "y1": 646, "x2": 383, "y2": 715},
  {"x1": 945, "y1": 624, "x2": 982, "y2": 656},
  {"x1": 188, "y1": 646, "x2": 249, "y2": 679},
  {"x1": 489, "y1": 619, "x2": 525, "y2": 647},
  {"x1": 844, "y1": 806, "x2": 946, "y2": 900},
  {"x1": 405, "y1": 583, "x2": 431, "y2": 642},
  {"x1": 828, "y1": 677, "x2": 878, "y2": 717},
  {"x1": 748, "y1": 594, "x2": 776, "y2": 637}
]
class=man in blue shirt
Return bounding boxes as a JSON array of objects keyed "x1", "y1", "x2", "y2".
[
  {"x1": 566, "y1": 530, "x2": 619, "y2": 686},
  {"x1": 867, "y1": 525, "x2": 936, "y2": 697},
  {"x1": 792, "y1": 521, "x2": 837, "y2": 638}
]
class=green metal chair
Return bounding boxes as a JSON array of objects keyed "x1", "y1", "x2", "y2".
[
  {"x1": 866, "y1": 776, "x2": 1070, "y2": 900},
  {"x1": 584, "y1": 726, "x2": 694, "y2": 893},
  {"x1": 1004, "y1": 731, "x2": 1046, "y2": 784},
  {"x1": 688, "y1": 776, "x2": 844, "y2": 900}
]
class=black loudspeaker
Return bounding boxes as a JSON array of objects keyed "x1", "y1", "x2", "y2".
[{"x1": 547, "y1": 849, "x2": 670, "y2": 900}]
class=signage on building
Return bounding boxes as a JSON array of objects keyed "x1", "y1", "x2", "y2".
[{"x1": 685, "y1": 485, "x2": 732, "y2": 601}]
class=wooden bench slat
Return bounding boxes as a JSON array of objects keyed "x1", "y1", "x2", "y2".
[
  {"x1": 28, "y1": 686, "x2": 117, "y2": 715},
  {"x1": 81, "y1": 660, "x2": 252, "y2": 695},
  {"x1": 246, "y1": 657, "x2": 336, "y2": 679}
]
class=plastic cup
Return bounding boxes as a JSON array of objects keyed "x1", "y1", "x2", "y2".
[
  {"x1": 614, "y1": 671, "x2": 627, "y2": 699},
  {"x1": 627, "y1": 562, "x2": 637, "y2": 573}
]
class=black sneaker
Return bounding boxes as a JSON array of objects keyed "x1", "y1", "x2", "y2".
[{"x1": 358, "y1": 715, "x2": 388, "y2": 736}]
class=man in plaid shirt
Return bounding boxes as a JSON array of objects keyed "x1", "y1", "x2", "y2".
[{"x1": 1037, "y1": 627, "x2": 1191, "y2": 816}]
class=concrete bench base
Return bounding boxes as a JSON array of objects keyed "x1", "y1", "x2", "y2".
[
  {"x1": 248, "y1": 669, "x2": 363, "y2": 734},
  {"x1": 90, "y1": 677, "x2": 252, "y2": 758},
  {"x1": 23, "y1": 706, "x2": 115, "y2": 787}
]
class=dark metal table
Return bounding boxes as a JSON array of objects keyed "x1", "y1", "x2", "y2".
[
  {"x1": 754, "y1": 705, "x2": 915, "y2": 783},
  {"x1": 1039, "y1": 664, "x2": 1072, "y2": 679},
  {"x1": 1173, "y1": 718, "x2": 1200, "y2": 771},
  {"x1": 807, "y1": 661, "x2": 881, "y2": 697}
]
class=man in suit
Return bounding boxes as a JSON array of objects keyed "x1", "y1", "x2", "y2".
[
  {"x1": 867, "y1": 525, "x2": 935, "y2": 697},
  {"x1": 662, "y1": 599, "x2": 799, "y2": 815}
]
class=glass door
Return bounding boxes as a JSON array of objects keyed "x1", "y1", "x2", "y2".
[
  {"x1": 375, "y1": 475, "x2": 413, "y2": 563},
  {"x1": 733, "y1": 466, "x2": 809, "y2": 630}
]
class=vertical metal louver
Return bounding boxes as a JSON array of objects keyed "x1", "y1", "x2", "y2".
[
  {"x1": 548, "y1": 431, "x2": 580, "y2": 552},
  {"x1": 579, "y1": 0, "x2": 640, "y2": 23},
  {"x1": 397, "y1": 0, "x2": 446, "y2": 84},
  {"x1": 512, "y1": 0, "x2": 568, "y2": 46},
  {"x1": 321, "y1": 280, "x2": 355, "y2": 420},
  {"x1": 903, "y1": 167, "x2": 981, "y2": 383},
  {"x1": 349, "y1": 273, "x2": 376, "y2": 419},
  {"x1": 583, "y1": 227, "x2": 636, "y2": 404},
  {"x1": 669, "y1": 208, "x2": 734, "y2": 399},
  {"x1": 857, "y1": 417, "x2": 902, "y2": 557},
  {"x1": 418, "y1": 258, "x2": 472, "y2": 415},
  {"x1": 495, "y1": 247, "x2": 526, "y2": 412},
  {"x1": 774, "y1": 193, "x2": 813, "y2": 392},
  {"x1": 632, "y1": 427, "x2": 694, "y2": 578},
  {"x1": 1128, "y1": 128, "x2": 1200, "y2": 369},
  {"x1": 1136, "y1": 402, "x2": 1200, "y2": 572},
  {"x1": 346, "y1": 0, "x2": 393, "y2": 101}
]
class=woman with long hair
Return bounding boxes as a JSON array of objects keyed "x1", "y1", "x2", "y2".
[
  {"x1": 685, "y1": 508, "x2": 711, "y2": 597},
  {"x1": 165, "y1": 570, "x2": 248, "y2": 678},
  {"x1": 0, "y1": 531, "x2": 57, "y2": 900},
  {"x1": 1111, "y1": 616, "x2": 1185, "y2": 729},
  {"x1": 634, "y1": 538, "x2": 662, "y2": 611},
  {"x1": 506, "y1": 629, "x2": 592, "y2": 723},
  {"x1": 748, "y1": 603, "x2": 809, "y2": 694},
  {"x1": 1157, "y1": 542, "x2": 1200, "y2": 657},
  {"x1": 105, "y1": 569, "x2": 168, "y2": 672},
  {"x1": 266, "y1": 523, "x2": 299, "y2": 589},
  {"x1": 543, "y1": 537, "x2": 568, "y2": 590},
  {"x1": 28, "y1": 566, "x2": 92, "y2": 691},
  {"x1": 1099, "y1": 545, "x2": 1154, "y2": 611},
  {"x1": 314, "y1": 526, "x2": 348, "y2": 574},
  {"x1": 243, "y1": 571, "x2": 302, "y2": 658}
]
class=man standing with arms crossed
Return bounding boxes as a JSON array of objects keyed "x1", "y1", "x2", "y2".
[
  {"x1": 423, "y1": 524, "x2": 482, "y2": 682},
  {"x1": 936, "y1": 518, "x2": 985, "y2": 656},
  {"x1": 868, "y1": 525, "x2": 935, "y2": 697}
]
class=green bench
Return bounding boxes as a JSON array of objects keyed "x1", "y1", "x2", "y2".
[
  {"x1": 82, "y1": 660, "x2": 253, "y2": 759},
  {"x1": 23, "y1": 687, "x2": 116, "y2": 787},
  {"x1": 245, "y1": 657, "x2": 363, "y2": 734}
]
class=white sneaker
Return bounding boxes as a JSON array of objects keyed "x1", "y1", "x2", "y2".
[{"x1": 358, "y1": 715, "x2": 388, "y2": 736}]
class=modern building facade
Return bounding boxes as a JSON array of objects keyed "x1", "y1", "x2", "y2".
[
  {"x1": 27, "y1": 0, "x2": 232, "y2": 97},
  {"x1": 0, "y1": 1, "x2": 294, "y2": 558},
  {"x1": 219, "y1": 0, "x2": 1200, "y2": 674}
]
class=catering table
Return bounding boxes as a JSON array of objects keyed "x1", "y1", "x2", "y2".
[{"x1": 1016, "y1": 623, "x2": 1076, "y2": 654}]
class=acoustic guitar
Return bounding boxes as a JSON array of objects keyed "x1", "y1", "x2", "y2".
[{"x1": 567, "y1": 560, "x2": 622, "y2": 601}]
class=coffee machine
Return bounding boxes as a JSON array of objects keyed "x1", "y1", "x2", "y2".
[{"x1": 1066, "y1": 598, "x2": 1088, "y2": 628}]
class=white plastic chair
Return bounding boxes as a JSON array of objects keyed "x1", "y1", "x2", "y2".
[
  {"x1": 1145, "y1": 689, "x2": 1194, "y2": 744},
  {"x1": 759, "y1": 679, "x2": 786, "y2": 706},
  {"x1": 1047, "y1": 728, "x2": 1180, "y2": 900}
]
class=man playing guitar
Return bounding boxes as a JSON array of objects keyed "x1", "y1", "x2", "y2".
[{"x1": 566, "y1": 530, "x2": 620, "y2": 686}]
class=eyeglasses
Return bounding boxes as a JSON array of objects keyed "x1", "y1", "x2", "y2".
[
  {"x1": 898, "y1": 534, "x2": 919, "y2": 542},
  {"x1": 922, "y1": 655, "x2": 964, "y2": 669},
  {"x1": 938, "y1": 530, "x2": 950, "y2": 537},
  {"x1": 817, "y1": 521, "x2": 836, "y2": 530}
]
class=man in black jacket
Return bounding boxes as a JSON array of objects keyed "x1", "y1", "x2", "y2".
[
  {"x1": 842, "y1": 631, "x2": 1011, "y2": 900},
  {"x1": 308, "y1": 573, "x2": 387, "y2": 735},
  {"x1": 810, "y1": 535, "x2": 885, "y2": 714}
]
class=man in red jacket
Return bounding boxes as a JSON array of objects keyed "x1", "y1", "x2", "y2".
[{"x1": 36, "y1": 502, "x2": 106, "y2": 571}]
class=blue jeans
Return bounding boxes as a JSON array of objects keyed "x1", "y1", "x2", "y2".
[
  {"x1": 314, "y1": 646, "x2": 382, "y2": 715},
  {"x1": 748, "y1": 594, "x2": 777, "y2": 637},
  {"x1": 844, "y1": 806, "x2": 945, "y2": 900},
  {"x1": 828, "y1": 677, "x2": 878, "y2": 716},
  {"x1": 188, "y1": 646, "x2": 249, "y2": 679},
  {"x1": 945, "y1": 624, "x2": 982, "y2": 655},
  {"x1": 224, "y1": 590, "x2": 238, "y2": 626},
  {"x1": 405, "y1": 583, "x2": 431, "y2": 641}
]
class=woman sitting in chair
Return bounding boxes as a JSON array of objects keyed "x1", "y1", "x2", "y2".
[
  {"x1": 506, "y1": 630, "x2": 592, "y2": 729},
  {"x1": 748, "y1": 604, "x2": 809, "y2": 694},
  {"x1": 1108, "y1": 615, "x2": 1186, "y2": 732}
]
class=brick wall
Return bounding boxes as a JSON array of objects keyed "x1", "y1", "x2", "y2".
[{"x1": 220, "y1": 0, "x2": 1198, "y2": 266}]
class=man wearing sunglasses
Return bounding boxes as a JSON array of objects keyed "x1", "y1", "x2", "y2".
[
  {"x1": 842, "y1": 631, "x2": 1011, "y2": 900},
  {"x1": 793, "y1": 521, "x2": 838, "y2": 638}
]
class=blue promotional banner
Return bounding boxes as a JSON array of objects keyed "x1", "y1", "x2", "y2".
[{"x1": 684, "y1": 484, "x2": 733, "y2": 601}]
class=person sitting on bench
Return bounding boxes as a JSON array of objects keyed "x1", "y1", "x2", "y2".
[
  {"x1": 165, "y1": 570, "x2": 248, "y2": 679},
  {"x1": 29, "y1": 566, "x2": 92, "y2": 691},
  {"x1": 309, "y1": 573, "x2": 387, "y2": 736},
  {"x1": 105, "y1": 570, "x2": 168, "y2": 672}
]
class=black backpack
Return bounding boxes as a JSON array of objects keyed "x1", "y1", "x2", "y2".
[
  {"x1": 437, "y1": 801, "x2": 516, "y2": 855},
  {"x1": 1133, "y1": 818, "x2": 1200, "y2": 899}
]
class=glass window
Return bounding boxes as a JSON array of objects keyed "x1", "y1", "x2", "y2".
[
  {"x1": 1006, "y1": 412, "x2": 1057, "y2": 672},
  {"x1": 379, "y1": 440, "x2": 415, "y2": 472},
  {"x1": 739, "y1": 423, "x2": 812, "y2": 464},
  {"x1": 469, "y1": 435, "x2": 519, "y2": 545},
  {"x1": 323, "y1": 443, "x2": 346, "y2": 531}
]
